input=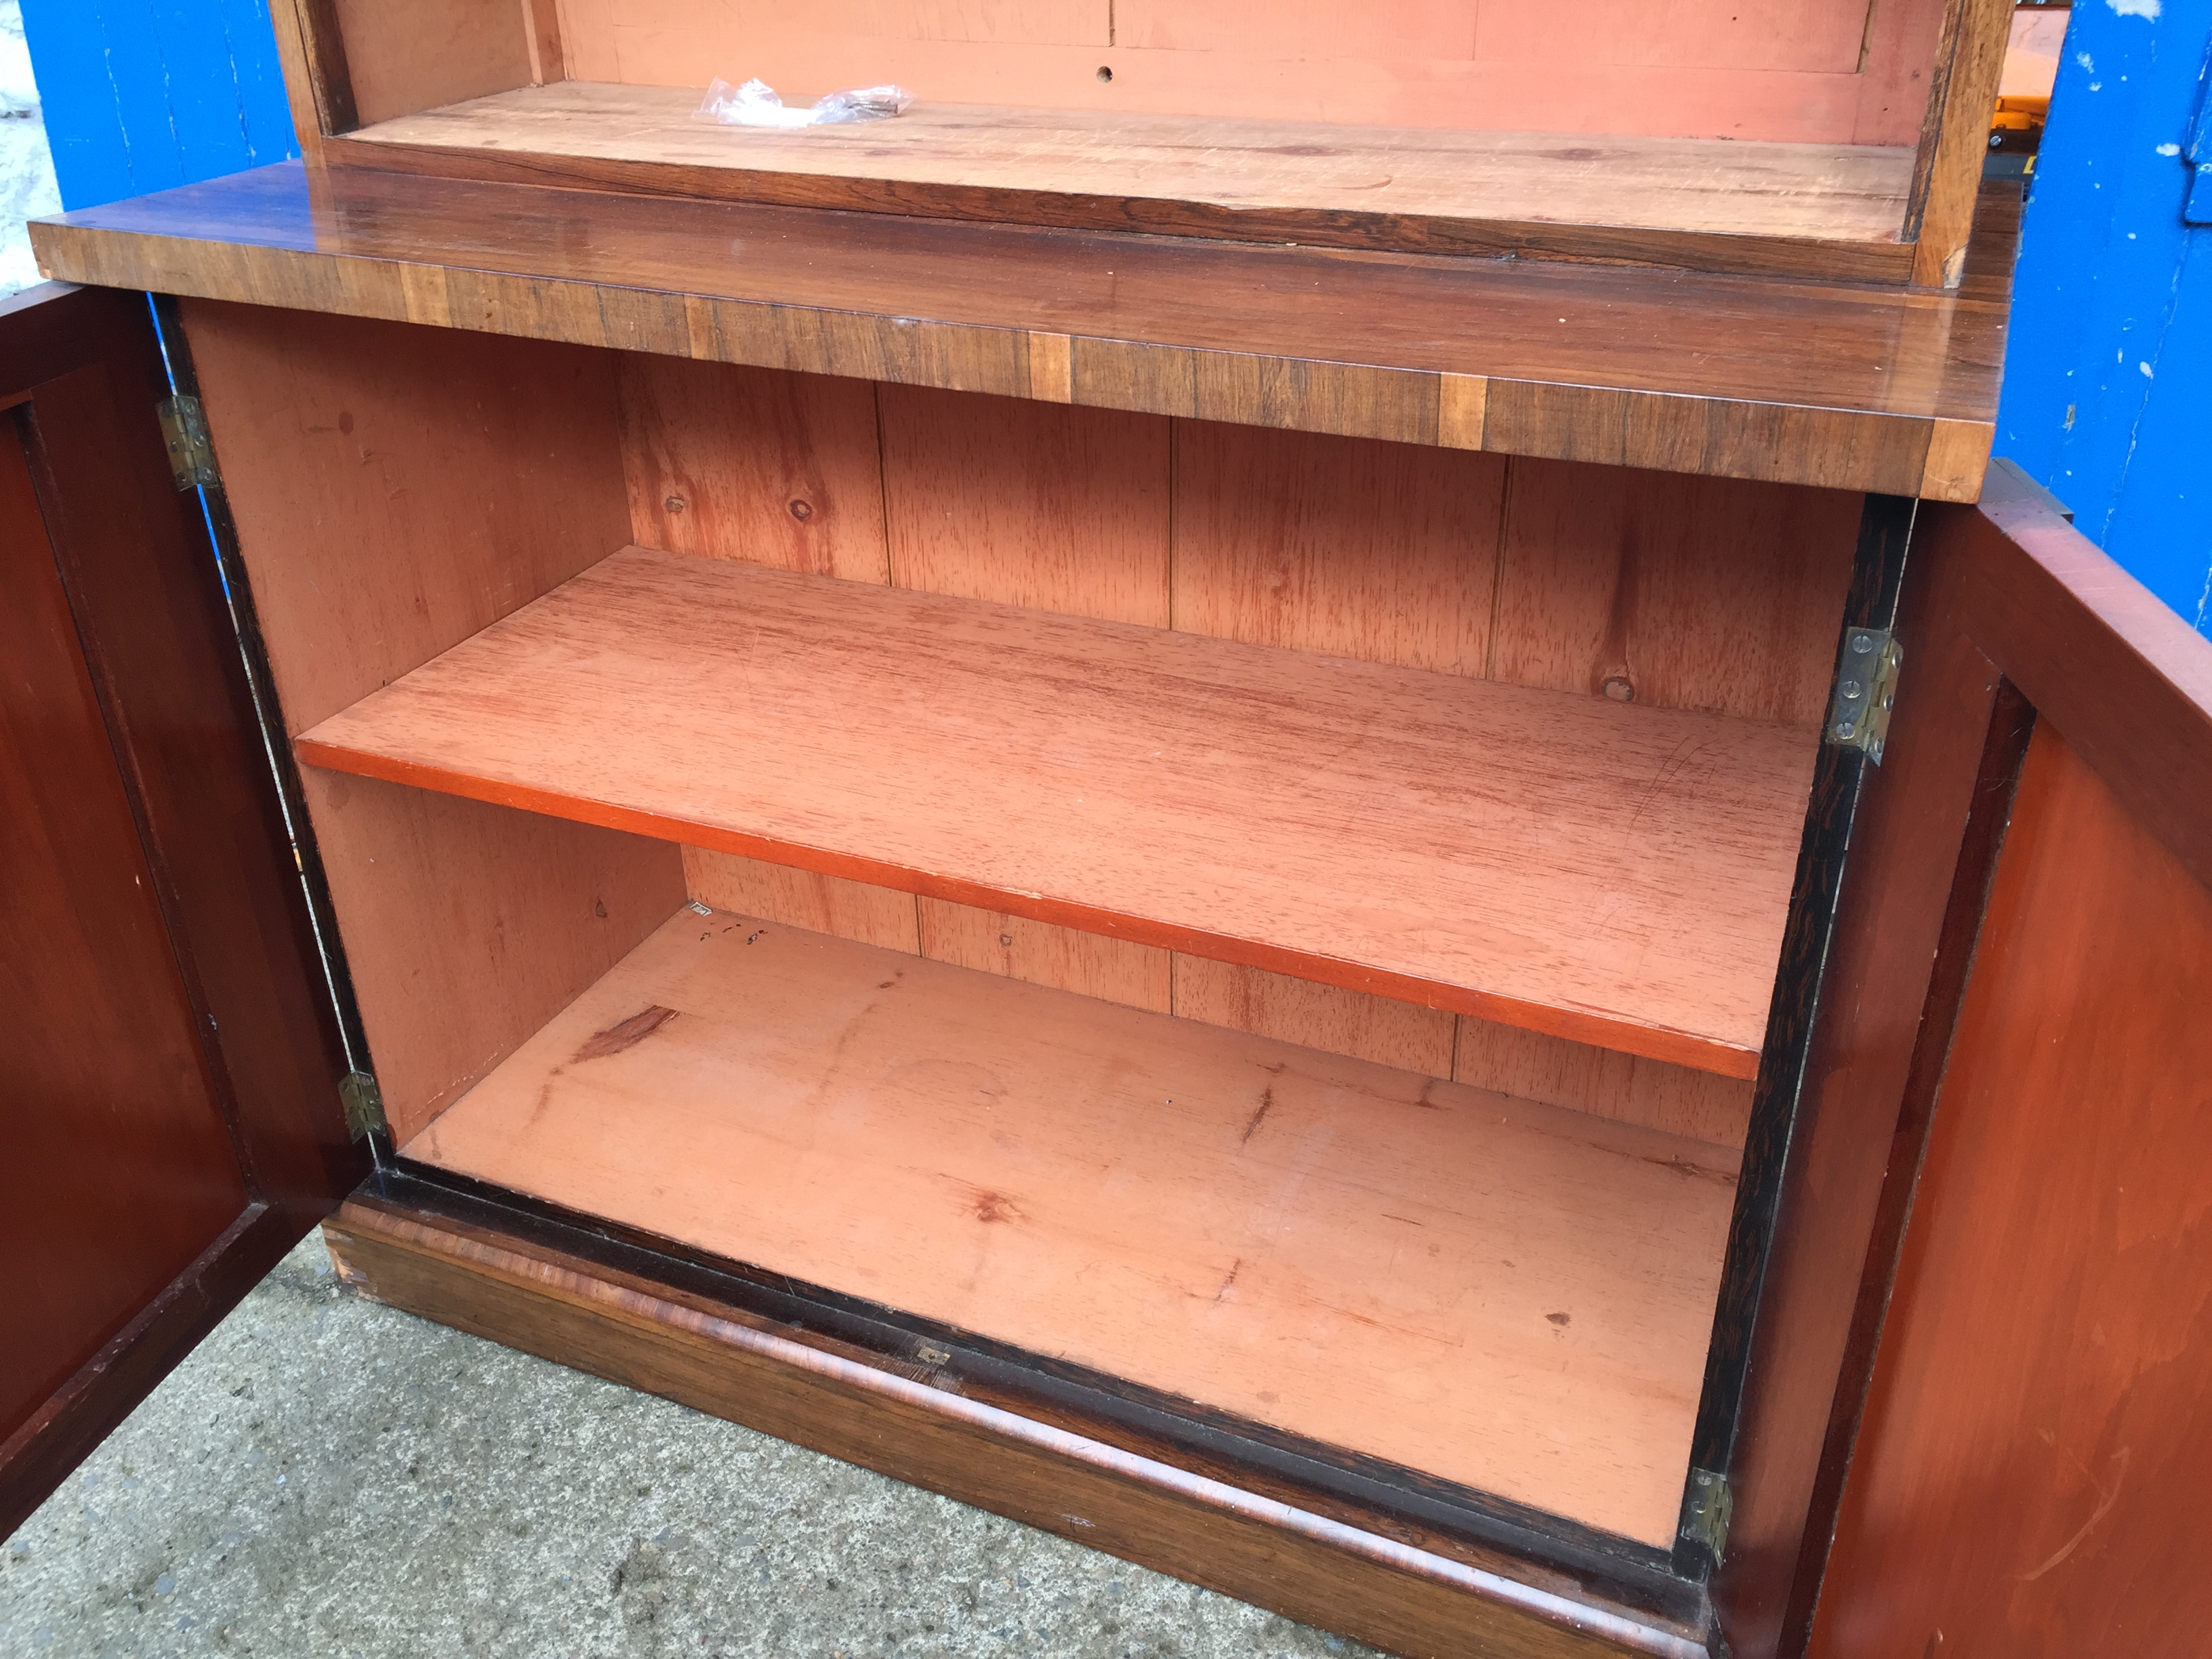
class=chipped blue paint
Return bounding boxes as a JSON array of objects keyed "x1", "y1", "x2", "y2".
[
  {"x1": 1997, "y1": 0, "x2": 2212, "y2": 634},
  {"x1": 18, "y1": 0, "x2": 295, "y2": 211}
]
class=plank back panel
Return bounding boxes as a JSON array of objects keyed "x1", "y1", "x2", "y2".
[
  {"x1": 1493, "y1": 463, "x2": 1862, "y2": 726},
  {"x1": 537, "y1": 0, "x2": 1945, "y2": 146},
  {"x1": 880, "y1": 386, "x2": 1171, "y2": 624},
  {"x1": 1173, "y1": 958, "x2": 1457, "y2": 1078},
  {"x1": 1454, "y1": 1021, "x2": 1753, "y2": 1151},
  {"x1": 1172, "y1": 422, "x2": 1506, "y2": 675},
  {"x1": 619, "y1": 353, "x2": 889, "y2": 582},
  {"x1": 1810, "y1": 723, "x2": 2212, "y2": 1656}
]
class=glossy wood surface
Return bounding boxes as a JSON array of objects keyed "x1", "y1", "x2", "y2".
[
  {"x1": 404, "y1": 904, "x2": 1740, "y2": 1547},
  {"x1": 0, "y1": 283, "x2": 363, "y2": 1537},
  {"x1": 325, "y1": 1181, "x2": 1708, "y2": 1659},
  {"x1": 1, "y1": 378, "x2": 246, "y2": 1449},
  {"x1": 1810, "y1": 722, "x2": 2212, "y2": 1657},
  {"x1": 340, "y1": 82, "x2": 1918, "y2": 282},
  {"x1": 30, "y1": 164, "x2": 2018, "y2": 501},
  {"x1": 297, "y1": 546, "x2": 1820, "y2": 1075}
]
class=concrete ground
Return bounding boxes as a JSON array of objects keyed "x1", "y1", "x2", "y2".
[{"x1": 1, "y1": 1232, "x2": 1385, "y2": 1659}]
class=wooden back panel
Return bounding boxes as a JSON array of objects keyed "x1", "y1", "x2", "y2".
[
  {"x1": 624, "y1": 355, "x2": 1852, "y2": 1147},
  {"x1": 550, "y1": 0, "x2": 1946, "y2": 146}
]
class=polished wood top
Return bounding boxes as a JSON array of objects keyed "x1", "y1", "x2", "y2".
[{"x1": 31, "y1": 163, "x2": 2015, "y2": 501}]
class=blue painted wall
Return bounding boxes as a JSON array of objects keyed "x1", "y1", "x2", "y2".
[
  {"x1": 16, "y1": 1, "x2": 2211, "y2": 632},
  {"x1": 19, "y1": 0, "x2": 295, "y2": 211},
  {"x1": 1992, "y1": 0, "x2": 2211, "y2": 635}
]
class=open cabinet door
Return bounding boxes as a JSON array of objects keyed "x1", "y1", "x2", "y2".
[
  {"x1": 0, "y1": 283, "x2": 367, "y2": 1540},
  {"x1": 1791, "y1": 474, "x2": 2212, "y2": 1652}
]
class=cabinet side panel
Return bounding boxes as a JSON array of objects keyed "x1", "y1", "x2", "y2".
[
  {"x1": 185, "y1": 300, "x2": 632, "y2": 733},
  {"x1": 1810, "y1": 724, "x2": 2212, "y2": 1656},
  {"x1": 310, "y1": 773, "x2": 684, "y2": 1147},
  {"x1": 184, "y1": 302, "x2": 651, "y2": 1142},
  {"x1": 330, "y1": 0, "x2": 535, "y2": 127}
]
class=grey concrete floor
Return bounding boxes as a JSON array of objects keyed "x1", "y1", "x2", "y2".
[{"x1": 1, "y1": 1232, "x2": 1386, "y2": 1659}]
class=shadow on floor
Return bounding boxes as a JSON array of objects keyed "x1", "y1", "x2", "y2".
[{"x1": 1, "y1": 1232, "x2": 1378, "y2": 1658}]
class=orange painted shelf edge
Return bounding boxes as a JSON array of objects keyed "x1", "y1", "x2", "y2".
[
  {"x1": 405, "y1": 903, "x2": 1744, "y2": 1548},
  {"x1": 295, "y1": 545, "x2": 1818, "y2": 1077}
]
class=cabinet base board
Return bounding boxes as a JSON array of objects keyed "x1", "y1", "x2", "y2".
[{"x1": 322, "y1": 1179, "x2": 1711, "y2": 1659}]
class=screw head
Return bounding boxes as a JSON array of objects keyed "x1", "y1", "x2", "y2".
[
  {"x1": 1837, "y1": 719, "x2": 1858, "y2": 739},
  {"x1": 1841, "y1": 678, "x2": 1865, "y2": 700},
  {"x1": 1851, "y1": 630, "x2": 1876, "y2": 653}
]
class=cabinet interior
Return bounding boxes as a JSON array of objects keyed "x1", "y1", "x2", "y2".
[
  {"x1": 188, "y1": 296, "x2": 1860, "y2": 1550},
  {"x1": 316, "y1": 0, "x2": 1955, "y2": 279}
]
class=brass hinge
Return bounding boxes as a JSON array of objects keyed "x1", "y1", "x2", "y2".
[
  {"x1": 1681, "y1": 1467, "x2": 1734, "y2": 1562},
  {"x1": 157, "y1": 394, "x2": 220, "y2": 491},
  {"x1": 1826, "y1": 627, "x2": 1903, "y2": 763},
  {"x1": 338, "y1": 1070, "x2": 388, "y2": 1141}
]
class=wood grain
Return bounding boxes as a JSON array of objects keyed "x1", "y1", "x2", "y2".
[
  {"x1": 426, "y1": 0, "x2": 1942, "y2": 147},
  {"x1": 1171, "y1": 959, "x2": 1454, "y2": 1076},
  {"x1": 1170, "y1": 422, "x2": 1505, "y2": 674},
  {"x1": 683, "y1": 846, "x2": 920, "y2": 952},
  {"x1": 1454, "y1": 1022, "x2": 1754, "y2": 1152},
  {"x1": 918, "y1": 897, "x2": 1170, "y2": 1012},
  {"x1": 295, "y1": 546, "x2": 1820, "y2": 1076},
  {"x1": 329, "y1": 0, "x2": 532, "y2": 127},
  {"x1": 29, "y1": 164, "x2": 2018, "y2": 502},
  {"x1": 0, "y1": 409, "x2": 248, "y2": 1443},
  {"x1": 1906, "y1": 0, "x2": 2014, "y2": 289},
  {"x1": 1492, "y1": 462, "x2": 1862, "y2": 725},
  {"x1": 182, "y1": 299, "x2": 631, "y2": 731},
  {"x1": 303, "y1": 771, "x2": 684, "y2": 1145},
  {"x1": 1810, "y1": 725, "x2": 2212, "y2": 1655},
  {"x1": 340, "y1": 82, "x2": 1920, "y2": 281},
  {"x1": 880, "y1": 386, "x2": 1170, "y2": 624},
  {"x1": 325, "y1": 1187, "x2": 1707, "y2": 1658},
  {"x1": 404, "y1": 905, "x2": 1740, "y2": 1547},
  {"x1": 618, "y1": 354, "x2": 889, "y2": 582},
  {"x1": 0, "y1": 283, "x2": 363, "y2": 1540}
]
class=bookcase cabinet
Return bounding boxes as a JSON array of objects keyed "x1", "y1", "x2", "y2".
[{"x1": 14, "y1": 5, "x2": 2210, "y2": 1658}]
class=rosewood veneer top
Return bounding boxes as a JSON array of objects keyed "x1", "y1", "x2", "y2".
[
  {"x1": 30, "y1": 163, "x2": 2014, "y2": 501},
  {"x1": 295, "y1": 546, "x2": 1816, "y2": 1076}
]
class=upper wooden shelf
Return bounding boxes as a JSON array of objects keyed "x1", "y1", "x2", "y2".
[
  {"x1": 30, "y1": 164, "x2": 2016, "y2": 502},
  {"x1": 339, "y1": 81, "x2": 1919, "y2": 284},
  {"x1": 294, "y1": 545, "x2": 1816, "y2": 1078}
]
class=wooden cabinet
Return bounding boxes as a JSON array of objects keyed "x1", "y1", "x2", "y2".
[{"x1": 6, "y1": 5, "x2": 2209, "y2": 1656}]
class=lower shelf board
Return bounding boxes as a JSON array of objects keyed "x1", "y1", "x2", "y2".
[{"x1": 401, "y1": 903, "x2": 1740, "y2": 1549}]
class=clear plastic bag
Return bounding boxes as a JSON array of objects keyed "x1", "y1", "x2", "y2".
[{"x1": 693, "y1": 77, "x2": 916, "y2": 129}]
